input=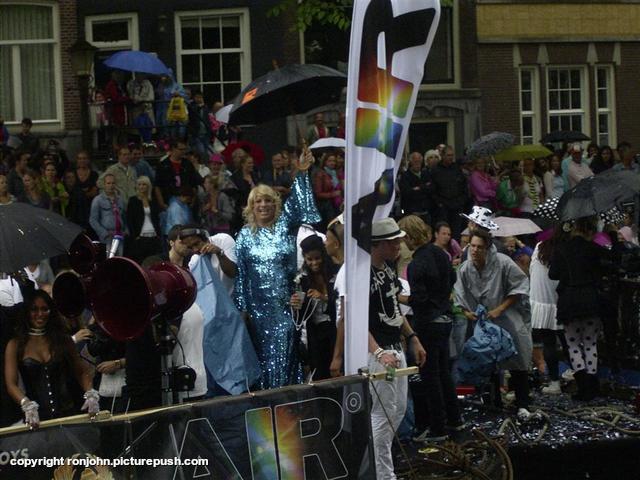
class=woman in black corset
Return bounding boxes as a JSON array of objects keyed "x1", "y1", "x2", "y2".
[{"x1": 4, "y1": 290, "x2": 98, "y2": 428}]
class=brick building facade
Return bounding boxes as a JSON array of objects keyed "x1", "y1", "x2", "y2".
[
  {"x1": 476, "y1": 0, "x2": 640, "y2": 148},
  {"x1": 1, "y1": 0, "x2": 81, "y2": 149},
  {"x1": 77, "y1": 0, "x2": 300, "y2": 157},
  {"x1": 4, "y1": 1, "x2": 640, "y2": 157}
]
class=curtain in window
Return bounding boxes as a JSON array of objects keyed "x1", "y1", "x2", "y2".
[
  {"x1": 0, "y1": 4, "x2": 57, "y2": 121},
  {"x1": 21, "y1": 44, "x2": 56, "y2": 120},
  {"x1": 0, "y1": 46, "x2": 14, "y2": 120},
  {"x1": 0, "y1": 5, "x2": 52, "y2": 41}
]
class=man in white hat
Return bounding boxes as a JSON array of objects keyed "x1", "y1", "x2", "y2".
[
  {"x1": 566, "y1": 143, "x2": 593, "y2": 189},
  {"x1": 368, "y1": 218, "x2": 426, "y2": 479},
  {"x1": 459, "y1": 206, "x2": 508, "y2": 260},
  {"x1": 461, "y1": 205, "x2": 500, "y2": 232}
]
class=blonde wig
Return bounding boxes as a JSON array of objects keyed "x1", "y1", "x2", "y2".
[{"x1": 243, "y1": 184, "x2": 283, "y2": 231}]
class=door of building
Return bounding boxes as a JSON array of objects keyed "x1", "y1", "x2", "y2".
[{"x1": 408, "y1": 121, "x2": 451, "y2": 154}]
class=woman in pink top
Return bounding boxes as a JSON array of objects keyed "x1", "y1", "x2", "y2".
[{"x1": 469, "y1": 156, "x2": 498, "y2": 209}]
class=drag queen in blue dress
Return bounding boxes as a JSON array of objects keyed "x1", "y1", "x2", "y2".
[{"x1": 234, "y1": 150, "x2": 320, "y2": 389}]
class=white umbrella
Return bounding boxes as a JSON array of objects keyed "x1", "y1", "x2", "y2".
[
  {"x1": 492, "y1": 217, "x2": 542, "y2": 237},
  {"x1": 309, "y1": 137, "x2": 346, "y2": 150},
  {"x1": 215, "y1": 104, "x2": 233, "y2": 124}
]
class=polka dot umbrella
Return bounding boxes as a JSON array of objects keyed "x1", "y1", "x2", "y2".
[{"x1": 532, "y1": 196, "x2": 625, "y2": 225}]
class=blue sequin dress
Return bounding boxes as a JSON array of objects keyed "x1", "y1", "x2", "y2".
[{"x1": 234, "y1": 172, "x2": 321, "y2": 389}]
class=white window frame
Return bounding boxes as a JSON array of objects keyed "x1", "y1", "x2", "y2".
[
  {"x1": 0, "y1": 1, "x2": 63, "y2": 126},
  {"x1": 420, "y1": 0, "x2": 460, "y2": 90},
  {"x1": 546, "y1": 65, "x2": 590, "y2": 136},
  {"x1": 175, "y1": 8, "x2": 252, "y2": 104},
  {"x1": 519, "y1": 67, "x2": 540, "y2": 145},
  {"x1": 85, "y1": 12, "x2": 140, "y2": 50},
  {"x1": 595, "y1": 65, "x2": 616, "y2": 147}
]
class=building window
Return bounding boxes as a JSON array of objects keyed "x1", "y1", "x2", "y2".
[
  {"x1": 519, "y1": 68, "x2": 539, "y2": 144},
  {"x1": 547, "y1": 67, "x2": 587, "y2": 133},
  {"x1": 422, "y1": 4, "x2": 456, "y2": 85},
  {"x1": 596, "y1": 65, "x2": 615, "y2": 146},
  {"x1": 176, "y1": 9, "x2": 251, "y2": 104},
  {"x1": 0, "y1": 3, "x2": 60, "y2": 123},
  {"x1": 86, "y1": 13, "x2": 139, "y2": 50}
]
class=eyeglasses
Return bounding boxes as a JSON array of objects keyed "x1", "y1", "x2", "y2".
[{"x1": 30, "y1": 307, "x2": 50, "y2": 314}]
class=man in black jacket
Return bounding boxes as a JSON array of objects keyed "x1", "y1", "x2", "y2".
[
  {"x1": 154, "y1": 139, "x2": 203, "y2": 211},
  {"x1": 406, "y1": 219, "x2": 462, "y2": 442},
  {"x1": 431, "y1": 146, "x2": 469, "y2": 239},
  {"x1": 398, "y1": 151, "x2": 434, "y2": 224}
]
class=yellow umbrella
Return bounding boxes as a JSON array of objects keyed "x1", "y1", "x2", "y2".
[{"x1": 494, "y1": 144, "x2": 553, "y2": 163}]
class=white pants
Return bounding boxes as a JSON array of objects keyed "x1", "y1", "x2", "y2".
[{"x1": 368, "y1": 349, "x2": 408, "y2": 480}]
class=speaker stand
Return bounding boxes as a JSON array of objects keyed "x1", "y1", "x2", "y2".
[{"x1": 155, "y1": 318, "x2": 176, "y2": 407}]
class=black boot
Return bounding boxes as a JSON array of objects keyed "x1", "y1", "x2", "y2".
[
  {"x1": 572, "y1": 370, "x2": 592, "y2": 401},
  {"x1": 587, "y1": 374, "x2": 600, "y2": 398}
]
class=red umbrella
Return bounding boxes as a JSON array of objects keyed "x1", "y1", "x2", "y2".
[{"x1": 222, "y1": 141, "x2": 265, "y2": 167}]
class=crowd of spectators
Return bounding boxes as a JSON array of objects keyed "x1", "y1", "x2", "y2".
[{"x1": 1, "y1": 100, "x2": 638, "y2": 478}]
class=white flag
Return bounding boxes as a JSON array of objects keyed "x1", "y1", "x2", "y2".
[{"x1": 344, "y1": 0, "x2": 440, "y2": 373}]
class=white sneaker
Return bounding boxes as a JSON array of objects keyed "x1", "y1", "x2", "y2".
[
  {"x1": 542, "y1": 380, "x2": 562, "y2": 395},
  {"x1": 561, "y1": 369, "x2": 575, "y2": 381}
]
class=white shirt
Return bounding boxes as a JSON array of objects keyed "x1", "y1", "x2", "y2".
[
  {"x1": 334, "y1": 265, "x2": 346, "y2": 323},
  {"x1": 335, "y1": 264, "x2": 345, "y2": 298},
  {"x1": 173, "y1": 302, "x2": 207, "y2": 401},
  {"x1": 140, "y1": 205, "x2": 156, "y2": 236},
  {"x1": 568, "y1": 161, "x2": 594, "y2": 189},
  {"x1": 0, "y1": 276, "x2": 23, "y2": 307},
  {"x1": 188, "y1": 233, "x2": 237, "y2": 296}
]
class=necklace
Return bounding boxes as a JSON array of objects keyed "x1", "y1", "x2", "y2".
[
  {"x1": 371, "y1": 265, "x2": 399, "y2": 321},
  {"x1": 28, "y1": 328, "x2": 46, "y2": 336}
]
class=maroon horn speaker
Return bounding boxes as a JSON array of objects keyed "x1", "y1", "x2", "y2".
[
  {"x1": 52, "y1": 234, "x2": 106, "y2": 317},
  {"x1": 87, "y1": 257, "x2": 196, "y2": 341}
]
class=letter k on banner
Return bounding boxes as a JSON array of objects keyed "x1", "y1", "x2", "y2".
[{"x1": 343, "y1": 0, "x2": 440, "y2": 374}]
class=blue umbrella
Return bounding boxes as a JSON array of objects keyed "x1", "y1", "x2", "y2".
[{"x1": 104, "y1": 50, "x2": 170, "y2": 75}]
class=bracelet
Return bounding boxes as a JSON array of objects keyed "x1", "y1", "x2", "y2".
[
  {"x1": 373, "y1": 347, "x2": 384, "y2": 359},
  {"x1": 406, "y1": 332, "x2": 418, "y2": 342},
  {"x1": 115, "y1": 359, "x2": 122, "y2": 369},
  {"x1": 20, "y1": 397, "x2": 29, "y2": 407}
]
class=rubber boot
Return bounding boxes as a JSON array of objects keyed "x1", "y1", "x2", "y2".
[{"x1": 587, "y1": 373, "x2": 600, "y2": 398}]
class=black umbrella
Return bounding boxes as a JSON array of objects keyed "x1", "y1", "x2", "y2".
[
  {"x1": 466, "y1": 132, "x2": 514, "y2": 159},
  {"x1": 557, "y1": 170, "x2": 640, "y2": 222},
  {"x1": 0, "y1": 203, "x2": 83, "y2": 273},
  {"x1": 228, "y1": 64, "x2": 347, "y2": 126},
  {"x1": 541, "y1": 130, "x2": 590, "y2": 144}
]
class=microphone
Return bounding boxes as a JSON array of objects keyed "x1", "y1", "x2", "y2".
[{"x1": 109, "y1": 235, "x2": 124, "y2": 258}]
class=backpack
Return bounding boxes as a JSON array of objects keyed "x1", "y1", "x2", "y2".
[{"x1": 167, "y1": 96, "x2": 188, "y2": 123}]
